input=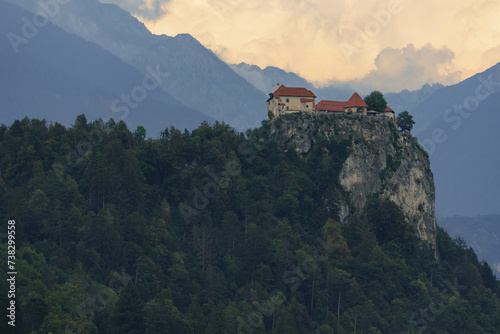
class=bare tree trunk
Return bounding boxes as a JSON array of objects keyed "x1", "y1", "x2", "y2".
[
  {"x1": 232, "y1": 232, "x2": 235, "y2": 254},
  {"x1": 326, "y1": 267, "x2": 330, "y2": 316},
  {"x1": 310, "y1": 273, "x2": 315, "y2": 314},
  {"x1": 354, "y1": 306, "x2": 358, "y2": 334},
  {"x1": 337, "y1": 289, "x2": 341, "y2": 323},
  {"x1": 201, "y1": 225, "x2": 206, "y2": 273},
  {"x1": 58, "y1": 219, "x2": 62, "y2": 258}
]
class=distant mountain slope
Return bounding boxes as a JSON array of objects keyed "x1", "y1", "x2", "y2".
[
  {"x1": 439, "y1": 215, "x2": 500, "y2": 278},
  {"x1": 131, "y1": 35, "x2": 267, "y2": 130},
  {"x1": 5, "y1": 0, "x2": 154, "y2": 61},
  {"x1": 9, "y1": 0, "x2": 268, "y2": 130},
  {"x1": 230, "y1": 63, "x2": 314, "y2": 94},
  {"x1": 406, "y1": 65, "x2": 500, "y2": 135},
  {"x1": 230, "y1": 63, "x2": 366, "y2": 103},
  {"x1": 417, "y1": 63, "x2": 500, "y2": 216},
  {"x1": 230, "y1": 62, "x2": 446, "y2": 113},
  {"x1": 0, "y1": 1, "x2": 212, "y2": 136},
  {"x1": 384, "y1": 83, "x2": 444, "y2": 120}
]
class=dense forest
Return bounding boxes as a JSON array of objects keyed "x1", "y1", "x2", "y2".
[
  {"x1": 0, "y1": 115, "x2": 499, "y2": 333},
  {"x1": 438, "y1": 215, "x2": 500, "y2": 278}
]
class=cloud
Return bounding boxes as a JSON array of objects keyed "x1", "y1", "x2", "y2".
[
  {"x1": 101, "y1": 0, "x2": 168, "y2": 21},
  {"x1": 481, "y1": 45, "x2": 500, "y2": 70},
  {"x1": 350, "y1": 44, "x2": 462, "y2": 93}
]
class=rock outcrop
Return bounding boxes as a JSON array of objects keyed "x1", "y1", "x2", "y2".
[{"x1": 270, "y1": 113, "x2": 437, "y2": 249}]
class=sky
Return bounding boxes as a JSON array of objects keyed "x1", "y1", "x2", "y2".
[{"x1": 101, "y1": 0, "x2": 500, "y2": 92}]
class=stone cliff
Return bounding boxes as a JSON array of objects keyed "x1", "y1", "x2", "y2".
[{"x1": 269, "y1": 113, "x2": 437, "y2": 250}]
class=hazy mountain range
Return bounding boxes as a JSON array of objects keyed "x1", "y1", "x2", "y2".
[
  {"x1": 4, "y1": 0, "x2": 266, "y2": 130},
  {"x1": 0, "y1": 1, "x2": 213, "y2": 135},
  {"x1": 415, "y1": 64, "x2": 500, "y2": 216},
  {"x1": 1, "y1": 0, "x2": 500, "y2": 219}
]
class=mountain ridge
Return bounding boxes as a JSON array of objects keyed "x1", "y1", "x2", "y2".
[
  {"x1": 417, "y1": 63, "x2": 500, "y2": 216},
  {"x1": 7, "y1": 0, "x2": 268, "y2": 130},
  {"x1": 0, "y1": 1, "x2": 213, "y2": 135}
]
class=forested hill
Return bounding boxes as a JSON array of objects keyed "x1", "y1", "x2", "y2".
[{"x1": 0, "y1": 115, "x2": 499, "y2": 333}]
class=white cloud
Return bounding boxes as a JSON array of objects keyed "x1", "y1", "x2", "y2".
[
  {"x1": 100, "y1": 0, "x2": 168, "y2": 20},
  {"x1": 349, "y1": 44, "x2": 462, "y2": 93},
  {"x1": 482, "y1": 45, "x2": 500, "y2": 70}
]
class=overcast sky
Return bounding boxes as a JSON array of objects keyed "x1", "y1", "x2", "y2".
[{"x1": 101, "y1": 0, "x2": 500, "y2": 92}]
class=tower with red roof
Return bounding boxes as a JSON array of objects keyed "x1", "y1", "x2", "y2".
[{"x1": 344, "y1": 92, "x2": 369, "y2": 115}]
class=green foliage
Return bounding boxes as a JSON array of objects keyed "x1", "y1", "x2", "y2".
[
  {"x1": 0, "y1": 115, "x2": 498, "y2": 334},
  {"x1": 268, "y1": 110, "x2": 274, "y2": 120},
  {"x1": 133, "y1": 126, "x2": 147, "y2": 143},
  {"x1": 397, "y1": 110, "x2": 415, "y2": 133},
  {"x1": 364, "y1": 91, "x2": 388, "y2": 113},
  {"x1": 113, "y1": 283, "x2": 145, "y2": 333}
]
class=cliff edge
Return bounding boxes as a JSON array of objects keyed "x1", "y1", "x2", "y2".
[{"x1": 269, "y1": 113, "x2": 437, "y2": 249}]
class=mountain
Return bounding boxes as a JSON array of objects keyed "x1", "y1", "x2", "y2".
[
  {"x1": 415, "y1": 63, "x2": 500, "y2": 216},
  {"x1": 7, "y1": 0, "x2": 268, "y2": 130},
  {"x1": 0, "y1": 1, "x2": 212, "y2": 136},
  {"x1": 131, "y1": 35, "x2": 267, "y2": 130},
  {"x1": 230, "y1": 62, "x2": 315, "y2": 94},
  {"x1": 6, "y1": 0, "x2": 155, "y2": 61},
  {"x1": 231, "y1": 62, "x2": 370, "y2": 102},
  {"x1": 439, "y1": 215, "x2": 500, "y2": 278},
  {"x1": 384, "y1": 83, "x2": 444, "y2": 119},
  {"x1": 406, "y1": 64, "x2": 500, "y2": 136}
]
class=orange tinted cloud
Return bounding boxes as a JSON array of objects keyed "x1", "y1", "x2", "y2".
[{"x1": 103, "y1": 0, "x2": 500, "y2": 92}]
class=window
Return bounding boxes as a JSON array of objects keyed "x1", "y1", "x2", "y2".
[{"x1": 286, "y1": 98, "x2": 290, "y2": 103}]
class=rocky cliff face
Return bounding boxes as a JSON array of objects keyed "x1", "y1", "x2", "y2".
[{"x1": 270, "y1": 113, "x2": 437, "y2": 249}]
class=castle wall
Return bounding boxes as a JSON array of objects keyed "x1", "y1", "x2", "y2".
[{"x1": 268, "y1": 96, "x2": 315, "y2": 119}]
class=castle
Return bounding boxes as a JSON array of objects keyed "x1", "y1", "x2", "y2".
[{"x1": 267, "y1": 84, "x2": 396, "y2": 121}]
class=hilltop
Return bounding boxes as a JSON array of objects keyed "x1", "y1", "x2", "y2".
[{"x1": 1, "y1": 115, "x2": 499, "y2": 333}]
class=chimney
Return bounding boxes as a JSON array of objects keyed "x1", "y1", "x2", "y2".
[{"x1": 272, "y1": 84, "x2": 275, "y2": 93}]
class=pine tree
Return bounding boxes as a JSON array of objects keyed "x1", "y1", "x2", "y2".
[{"x1": 113, "y1": 283, "x2": 145, "y2": 334}]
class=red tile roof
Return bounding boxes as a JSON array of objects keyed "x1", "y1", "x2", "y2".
[
  {"x1": 273, "y1": 85, "x2": 316, "y2": 98},
  {"x1": 316, "y1": 100, "x2": 346, "y2": 112},
  {"x1": 345, "y1": 92, "x2": 368, "y2": 108},
  {"x1": 300, "y1": 98, "x2": 315, "y2": 103},
  {"x1": 317, "y1": 94, "x2": 393, "y2": 114}
]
